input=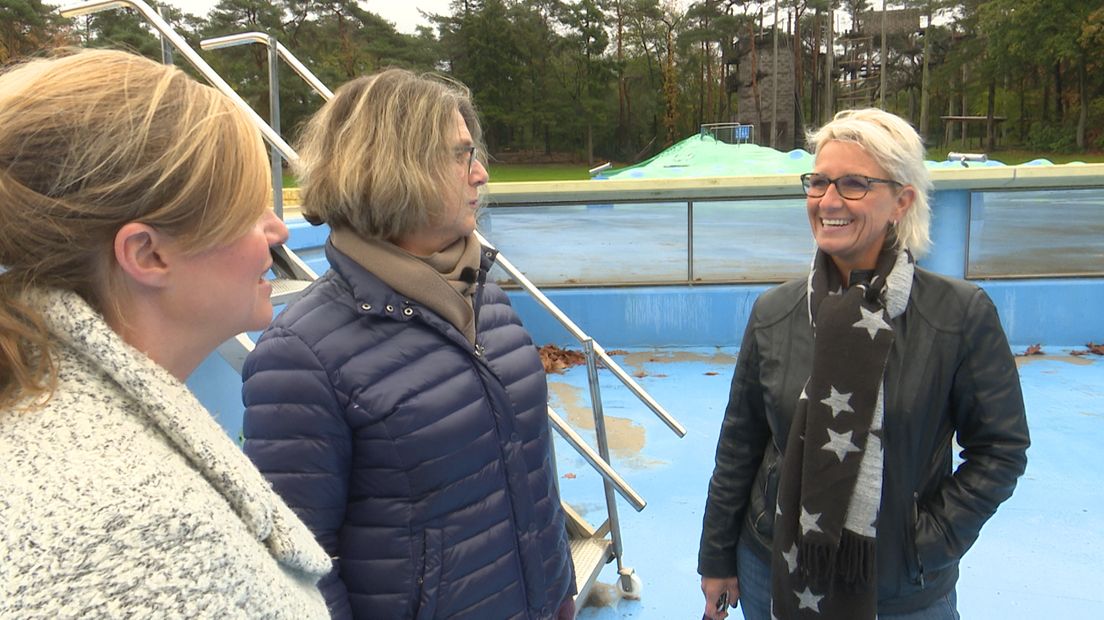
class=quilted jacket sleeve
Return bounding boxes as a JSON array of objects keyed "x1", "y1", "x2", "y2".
[
  {"x1": 915, "y1": 288, "x2": 1030, "y2": 574},
  {"x1": 242, "y1": 328, "x2": 353, "y2": 620},
  {"x1": 698, "y1": 310, "x2": 773, "y2": 578}
]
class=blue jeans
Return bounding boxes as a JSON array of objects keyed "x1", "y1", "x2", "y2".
[
  {"x1": 734, "y1": 537, "x2": 960, "y2": 620},
  {"x1": 734, "y1": 536, "x2": 772, "y2": 620}
]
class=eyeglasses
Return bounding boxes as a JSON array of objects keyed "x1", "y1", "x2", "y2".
[
  {"x1": 800, "y1": 173, "x2": 900, "y2": 200},
  {"x1": 456, "y1": 145, "x2": 477, "y2": 175}
]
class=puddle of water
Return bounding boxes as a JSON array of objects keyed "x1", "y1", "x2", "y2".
[
  {"x1": 547, "y1": 381, "x2": 665, "y2": 466},
  {"x1": 614, "y1": 349, "x2": 737, "y2": 375},
  {"x1": 1015, "y1": 354, "x2": 1095, "y2": 367}
]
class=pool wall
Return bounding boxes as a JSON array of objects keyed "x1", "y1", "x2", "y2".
[{"x1": 187, "y1": 170, "x2": 1104, "y2": 436}]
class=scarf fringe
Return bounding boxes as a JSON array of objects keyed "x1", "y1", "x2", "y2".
[
  {"x1": 799, "y1": 540, "x2": 836, "y2": 587},
  {"x1": 799, "y1": 531, "x2": 876, "y2": 592}
]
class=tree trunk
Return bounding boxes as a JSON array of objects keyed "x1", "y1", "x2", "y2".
[
  {"x1": 1018, "y1": 75, "x2": 1026, "y2": 143},
  {"x1": 794, "y1": 8, "x2": 804, "y2": 123},
  {"x1": 770, "y1": 0, "x2": 779, "y2": 148},
  {"x1": 960, "y1": 64, "x2": 968, "y2": 146},
  {"x1": 702, "y1": 40, "x2": 710, "y2": 125},
  {"x1": 617, "y1": 1, "x2": 627, "y2": 153},
  {"x1": 1042, "y1": 65, "x2": 1050, "y2": 123},
  {"x1": 986, "y1": 78, "x2": 996, "y2": 152},
  {"x1": 1054, "y1": 62, "x2": 1064, "y2": 121},
  {"x1": 919, "y1": 10, "x2": 932, "y2": 141},
  {"x1": 824, "y1": 7, "x2": 834, "y2": 123},
  {"x1": 944, "y1": 92, "x2": 953, "y2": 148},
  {"x1": 587, "y1": 123, "x2": 594, "y2": 166},
  {"x1": 1077, "y1": 53, "x2": 1087, "y2": 150},
  {"x1": 751, "y1": 22, "x2": 763, "y2": 141},
  {"x1": 811, "y1": 8, "x2": 821, "y2": 124},
  {"x1": 879, "y1": 0, "x2": 888, "y2": 109},
  {"x1": 663, "y1": 24, "x2": 678, "y2": 146}
]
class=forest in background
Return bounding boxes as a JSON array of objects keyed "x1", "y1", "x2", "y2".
[{"x1": 5, "y1": 0, "x2": 1104, "y2": 165}]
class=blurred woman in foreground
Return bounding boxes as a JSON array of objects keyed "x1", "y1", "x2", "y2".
[{"x1": 0, "y1": 49, "x2": 328, "y2": 618}]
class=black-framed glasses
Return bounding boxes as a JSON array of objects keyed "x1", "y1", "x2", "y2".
[
  {"x1": 800, "y1": 173, "x2": 900, "y2": 200},
  {"x1": 456, "y1": 145, "x2": 477, "y2": 175}
]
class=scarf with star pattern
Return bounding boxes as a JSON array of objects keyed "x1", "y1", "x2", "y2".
[{"x1": 770, "y1": 243, "x2": 914, "y2": 619}]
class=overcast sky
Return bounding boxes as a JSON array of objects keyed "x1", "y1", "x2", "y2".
[
  {"x1": 163, "y1": 1, "x2": 703, "y2": 35},
  {"x1": 166, "y1": 1, "x2": 465, "y2": 34}
]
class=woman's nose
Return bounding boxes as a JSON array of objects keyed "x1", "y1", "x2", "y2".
[
  {"x1": 470, "y1": 158, "x2": 489, "y2": 187},
  {"x1": 819, "y1": 179, "x2": 845, "y2": 205},
  {"x1": 263, "y1": 209, "x2": 289, "y2": 246}
]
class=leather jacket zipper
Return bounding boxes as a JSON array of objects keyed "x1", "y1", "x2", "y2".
[{"x1": 913, "y1": 491, "x2": 925, "y2": 588}]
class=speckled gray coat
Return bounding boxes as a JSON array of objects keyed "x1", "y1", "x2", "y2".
[{"x1": 0, "y1": 289, "x2": 330, "y2": 619}]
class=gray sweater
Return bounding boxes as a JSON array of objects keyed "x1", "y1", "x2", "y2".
[{"x1": 0, "y1": 289, "x2": 330, "y2": 619}]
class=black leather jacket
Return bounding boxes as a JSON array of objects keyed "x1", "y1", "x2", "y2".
[{"x1": 698, "y1": 268, "x2": 1029, "y2": 614}]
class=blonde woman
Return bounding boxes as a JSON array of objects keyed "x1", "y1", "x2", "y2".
[
  {"x1": 698, "y1": 109, "x2": 1028, "y2": 620},
  {"x1": 0, "y1": 49, "x2": 329, "y2": 618},
  {"x1": 242, "y1": 69, "x2": 577, "y2": 619}
]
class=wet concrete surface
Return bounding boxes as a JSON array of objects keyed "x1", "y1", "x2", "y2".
[{"x1": 554, "y1": 347, "x2": 1104, "y2": 619}]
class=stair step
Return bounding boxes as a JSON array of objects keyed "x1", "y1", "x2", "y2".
[
  {"x1": 570, "y1": 534, "x2": 614, "y2": 608},
  {"x1": 271, "y1": 277, "x2": 312, "y2": 305}
]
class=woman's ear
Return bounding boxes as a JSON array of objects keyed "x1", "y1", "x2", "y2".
[
  {"x1": 893, "y1": 185, "x2": 916, "y2": 223},
  {"x1": 113, "y1": 222, "x2": 172, "y2": 288}
]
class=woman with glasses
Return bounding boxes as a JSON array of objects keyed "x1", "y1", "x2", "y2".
[
  {"x1": 0, "y1": 49, "x2": 328, "y2": 618},
  {"x1": 698, "y1": 108, "x2": 1028, "y2": 620},
  {"x1": 240, "y1": 69, "x2": 576, "y2": 620}
]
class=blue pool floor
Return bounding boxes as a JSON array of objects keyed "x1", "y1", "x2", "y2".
[{"x1": 545, "y1": 348, "x2": 1104, "y2": 619}]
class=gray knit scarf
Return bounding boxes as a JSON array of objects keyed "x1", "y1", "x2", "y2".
[{"x1": 770, "y1": 244, "x2": 913, "y2": 619}]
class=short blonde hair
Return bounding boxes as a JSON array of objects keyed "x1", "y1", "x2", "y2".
[
  {"x1": 295, "y1": 68, "x2": 484, "y2": 239},
  {"x1": 806, "y1": 108, "x2": 932, "y2": 257},
  {"x1": 0, "y1": 48, "x2": 270, "y2": 407}
]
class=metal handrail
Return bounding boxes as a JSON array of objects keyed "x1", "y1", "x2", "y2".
[
  {"x1": 214, "y1": 38, "x2": 681, "y2": 551},
  {"x1": 200, "y1": 32, "x2": 335, "y2": 100},
  {"x1": 199, "y1": 32, "x2": 286, "y2": 218},
  {"x1": 547, "y1": 408, "x2": 645, "y2": 511},
  {"x1": 492, "y1": 250, "x2": 687, "y2": 437},
  {"x1": 218, "y1": 36, "x2": 688, "y2": 439},
  {"x1": 700, "y1": 121, "x2": 754, "y2": 144},
  {"x1": 57, "y1": 2, "x2": 680, "y2": 517},
  {"x1": 58, "y1": 1, "x2": 297, "y2": 163}
]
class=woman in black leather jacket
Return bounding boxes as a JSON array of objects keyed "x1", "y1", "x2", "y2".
[{"x1": 698, "y1": 109, "x2": 1029, "y2": 620}]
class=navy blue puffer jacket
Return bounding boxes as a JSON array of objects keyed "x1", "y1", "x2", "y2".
[{"x1": 242, "y1": 242, "x2": 575, "y2": 620}]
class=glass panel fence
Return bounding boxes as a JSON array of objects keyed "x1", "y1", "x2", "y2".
[
  {"x1": 480, "y1": 198, "x2": 818, "y2": 286},
  {"x1": 482, "y1": 202, "x2": 689, "y2": 286},
  {"x1": 691, "y1": 198, "x2": 812, "y2": 282},
  {"x1": 968, "y1": 188, "x2": 1104, "y2": 278}
]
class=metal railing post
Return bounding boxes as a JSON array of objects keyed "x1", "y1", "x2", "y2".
[
  {"x1": 582, "y1": 339, "x2": 625, "y2": 565},
  {"x1": 267, "y1": 35, "x2": 284, "y2": 219},
  {"x1": 687, "y1": 200, "x2": 695, "y2": 284},
  {"x1": 58, "y1": 1, "x2": 296, "y2": 162},
  {"x1": 155, "y1": 4, "x2": 173, "y2": 65},
  {"x1": 198, "y1": 32, "x2": 302, "y2": 219}
]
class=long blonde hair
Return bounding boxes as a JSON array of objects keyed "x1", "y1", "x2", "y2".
[
  {"x1": 295, "y1": 68, "x2": 485, "y2": 239},
  {"x1": 0, "y1": 49, "x2": 270, "y2": 408}
]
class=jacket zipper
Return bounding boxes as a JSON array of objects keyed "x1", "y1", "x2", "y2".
[{"x1": 913, "y1": 491, "x2": 925, "y2": 588}]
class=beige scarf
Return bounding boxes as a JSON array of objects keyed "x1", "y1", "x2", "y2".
[{"x1": 330, "y1": 227, "x2": 483, "y2": 344}]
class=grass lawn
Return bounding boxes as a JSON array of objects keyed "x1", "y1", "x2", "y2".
[
  {"x1": 283, "y1": 164, "x2": 595, "y2": 187},
  {"x1": 279, "y1": 149, "x2": 1104, "y2": 187},
  {"x1": 926, "y1": 147, "x2": 1104, "y2": 165},
  {"x1": 485, "y1": 163, "x2": 596, "y2": 182}
]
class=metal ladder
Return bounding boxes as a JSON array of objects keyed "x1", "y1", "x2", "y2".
[{"x1": 58, "y1": 1, "x2": 686, "y2": 607}]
